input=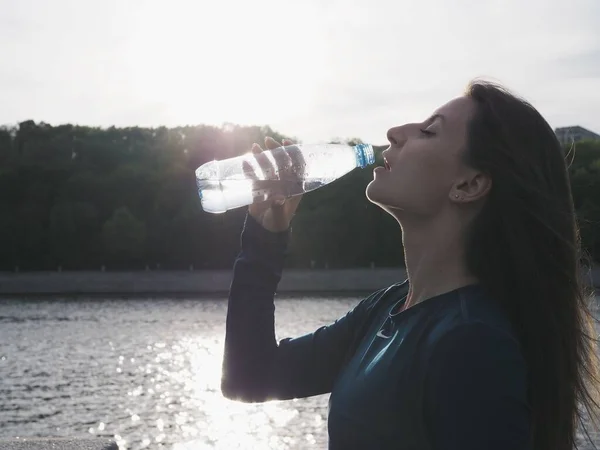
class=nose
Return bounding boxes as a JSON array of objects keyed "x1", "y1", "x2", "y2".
[{"x1": 387, "y1": 125, "x2": 407, "y2": 147}]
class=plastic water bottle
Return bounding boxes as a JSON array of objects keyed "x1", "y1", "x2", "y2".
[{"x1": 196, "y1": 143, "x2": 375, "y2": 213}]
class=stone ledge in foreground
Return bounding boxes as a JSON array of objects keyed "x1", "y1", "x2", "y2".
[{"x1": 0, "y1": 438, "x2": 117, "y2": 450}]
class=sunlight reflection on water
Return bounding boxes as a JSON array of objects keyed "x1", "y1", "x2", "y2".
[
  {"x1": 2, "y1": 296, "x2": 599, "y2": 449},
  {"x1": 0, "y1": 297, "x2": 352, "y2": 449}
]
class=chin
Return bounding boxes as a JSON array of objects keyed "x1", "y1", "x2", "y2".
[
  {"x1": 366, "y1": 181, "x2": 390, "y2": 206},
  {"x1": 366, "y1": 181, "x2": 405, "y2": 214},
  {"x1": 365, "y1": 180, "x2": 380, "y2": 203}
]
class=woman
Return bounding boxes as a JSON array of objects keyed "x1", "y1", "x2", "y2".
[{"x1": 220, "y1": 80, "x2": 600, "y2": 449}]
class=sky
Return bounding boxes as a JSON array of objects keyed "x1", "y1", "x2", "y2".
[{"x1": 0, "y1": 0, "x2": 599, "y2": 145}]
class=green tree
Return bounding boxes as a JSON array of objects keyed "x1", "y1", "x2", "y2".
[
  {"x1": 50, "y1": 202, "x2": 100, "y2": 267},
  {"x1": 102, "y1": 207, "x2": 147, "y2": 264},
  {"x1": 1, "y1": 118, "x2": 598, "y2": 270},
  {"x1": 0, "y1": 127, "x2": 14, "y2": 164}
]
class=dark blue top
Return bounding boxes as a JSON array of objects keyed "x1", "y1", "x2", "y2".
[{"x1": 221, "y1": 214, "x2": 531, "y2": 449}]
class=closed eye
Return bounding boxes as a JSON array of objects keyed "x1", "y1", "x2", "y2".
[{"x1": 420, "y1": 128, "x2": 436, "y2": 137}]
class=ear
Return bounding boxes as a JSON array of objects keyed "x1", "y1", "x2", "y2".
[{"x1": 450, "y1": 170, "x2": 492, "y2": 204}]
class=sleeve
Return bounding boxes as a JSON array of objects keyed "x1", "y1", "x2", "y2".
[
  {"x1": 423, "y1": 323, "x2": 531, "y2": 450},
  {"x1": 221, "y1": 213, "x2": 385, "y2": 403}
]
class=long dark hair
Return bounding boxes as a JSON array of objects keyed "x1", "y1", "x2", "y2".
[{"x1": 463, "y1": 80, "x2": 600, "y2": 450}]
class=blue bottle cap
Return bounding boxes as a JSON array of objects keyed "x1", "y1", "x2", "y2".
[{"x1": 354, "y1": 144, "x2": 375, "y2": 168}]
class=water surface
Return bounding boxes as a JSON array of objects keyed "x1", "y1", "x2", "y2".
[
  {"x1": 0, "y1": 296, "x2": 357, "y2": 449},
  {"x1": 1, "y1": 296, "x2": 598, "y2": 449}
]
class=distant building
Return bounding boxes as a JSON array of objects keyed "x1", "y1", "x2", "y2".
[{"x1": 555, "y1": 126, "x2": 600, "y2": 144}]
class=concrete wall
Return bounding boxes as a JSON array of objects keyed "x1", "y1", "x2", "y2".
[
  {"x1": 0, "y1": 438, "x2": 117, "y2": 450},
  {"x1": 1, "y1": 267, "x2": 598, "y2": 297},
  {"x1": 0, "y1": 268, "x2": 407, "y2": 296}
]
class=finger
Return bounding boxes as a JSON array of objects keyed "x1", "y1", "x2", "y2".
[
  {"x1": 272, "y1": 145, "x2": 293, "y2": 180},
  {"x1": 254, "y1": 152, "x2": 277, "y2": 180},
  {"x1": 278, "y1": 139, "x2": 296, "y2": 177},
  {"x1": 248, "y1": 145, "x2": 277, "y2": 207},
  {"x1": 265, "y1": 136, "x2": 282, "y2": 151},
  {"x1": 285, "y1": 144, "x2": 306, "y2": 179},
  {"x1": 242, "y1": 160, "x2": 259, "y2": 181},
  {"x1": 246, "y1": 143, "x2": 265, "y2": 181}
]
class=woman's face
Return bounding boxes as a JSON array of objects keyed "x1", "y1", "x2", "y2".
[{"x1": 366, "y1": 96, "x2": 478, "y2": 218}]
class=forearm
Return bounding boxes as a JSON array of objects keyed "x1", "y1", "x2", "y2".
[{"x1": 221, "y1": 214, "x2": 289, "y2": 402}]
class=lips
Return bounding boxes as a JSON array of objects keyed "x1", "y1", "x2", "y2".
[{"x1": 384, "y1": 157, "x2": 391, "y2": 170}]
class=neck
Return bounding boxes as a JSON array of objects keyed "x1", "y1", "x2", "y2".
[{"x1": 399, "y1": 214, "x2": 479, "y2": 307}]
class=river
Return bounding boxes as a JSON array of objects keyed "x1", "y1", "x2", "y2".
[{"x1": 1, "y1": 296, "x2": 599, "y2": 449}]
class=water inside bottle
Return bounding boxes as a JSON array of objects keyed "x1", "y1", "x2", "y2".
[{"x1": 198, "y1": 179, "x2": 327, "y2": 213}]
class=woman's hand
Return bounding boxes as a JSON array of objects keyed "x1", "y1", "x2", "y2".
[{"x1": 246, "y1": 137, "x2": 303, "y2": 232}]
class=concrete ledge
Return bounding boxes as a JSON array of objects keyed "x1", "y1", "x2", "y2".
[
  {"x1": 0, "y1": 438, "x2": 117, "y2": 450},
  {"x1": 0, "y1": 267, "x2": 599, "y2": 297},
  {"x1": 0, "y1": 269, "x2": 407, "y2": 296}
]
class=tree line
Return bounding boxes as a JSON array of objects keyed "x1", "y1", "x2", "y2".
[{"x1": 0, "y1": 120, "x2": 599, "y2": 271}]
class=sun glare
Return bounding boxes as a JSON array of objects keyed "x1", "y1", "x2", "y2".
[
  {"x1": 167, "y1": 336, "x2": 301, "y2": 449},
  {"x1": 124, "y1": 0, "x2": 325, "y2": 127}
]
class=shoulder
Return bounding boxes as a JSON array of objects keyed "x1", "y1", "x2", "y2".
[
  {"x1": 361, "y1": 279, "x2": 409, "y2": 312},
  {"x1": 426, "y1": 285, "x2": 520, "y2": 348},
  {"x1": 430, "y1": 322, "x2": 525, "y2": 364},
  {"x1": 422, "y1": 286, "x2": 527, "y2": 382}
]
